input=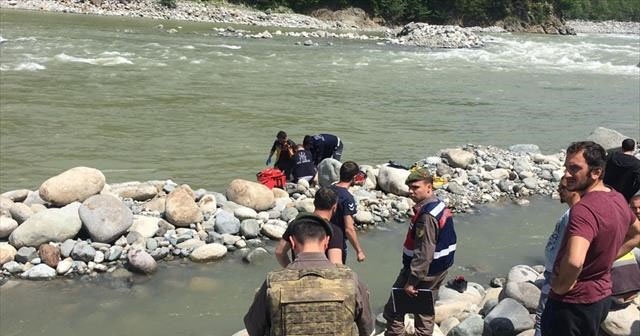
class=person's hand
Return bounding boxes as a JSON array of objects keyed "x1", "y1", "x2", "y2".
[
  {"x1": 356, "y1": 251, "x2": 366, "y2": 262},
  {"x1": 265, "y1": 158, "x2": 271, "y2": 165},
  {"x1": 404, "y1": 284, "x2": 418, "y2": 297}
]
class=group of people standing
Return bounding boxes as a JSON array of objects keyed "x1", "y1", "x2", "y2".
[
  {"x1": 265, "y1": 131, "x2": 344, "y2": 184},
  {"x1": 245, "y1": 160, "x2": 456, "y2": 336},
  {"x1": 535, "y1": 140, "x2": 640, "y2": 336},
  {"x1": 245, "y1": 138, "x2": 640, "y2": 336}
]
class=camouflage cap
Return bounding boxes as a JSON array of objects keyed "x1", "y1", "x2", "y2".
[
  {"x1": 284, "y1": 213, "x2": 333, "y2": 239},
  {"x1": 405, "y1": 167, "x2": 432, "y2": 185}
]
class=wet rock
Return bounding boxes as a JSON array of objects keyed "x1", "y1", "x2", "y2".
[
  {"x1": 56, "y1": 257, "x2": 73, "y2": 275},
  {"x1": 39, "y1": 167, "x2": 105, "y2": 206},
  {"x1": 15, "y1": 246, "x2": 38, "y2": 264},
  {"x1": 38, "y1": 244, "x2": 60, "y2": 268},
  {"x1": 71, "y1": 241, "x2": 96, "y2": 263},
  {"x1": 189, "y1": 243, "x2": 227, "y2": 262},
  {"x1": 2, "y1": 261, "x2": 24, "y2": 273},
  {"x1": 215, "y1": 210, "x2": 241, "y2": 234},
  {"x1": 79, "y1": 194, "x2": 133, "y2": 243},
  {"x1": 0, "y1": 216, "x2": 18, "y2": 238},
  {"x1": 261, "y1": 222, "x2": 286, "y2": 240},
  {"x1": 9, "y1": 202, "x2": 82, "y2": 248},
  {"x1": 21, "y1": 264, "x2": 56, "y2": 280},
  {"x1": 107, "y1": 245, "x2": 123, "y2": 261},
  {"x1": 127, "y1": 249, "x2": 157, "y2": 274},
  {"x1": 165, "y1": 185, "x2": 203, "y2": 227},
  {"x1": 239, "y1": 219, "x2": 261, "y2": 239},
  {"x1": 226, "y1": 179, "x2": 275, "y2": 211},
  {"x1": 243, "y1": 247, "x2": 269, "y2": 264},
  {"x1": 280, "y1": 207, "x2": 299, "y2": 222}
]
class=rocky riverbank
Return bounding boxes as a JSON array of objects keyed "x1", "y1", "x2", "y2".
[
  {"x1": 567, "y1": 19, "x2": 640, "y2": 35},
  {"x1": 0, "y1": 127, "x2": 633, "y2": 282}
]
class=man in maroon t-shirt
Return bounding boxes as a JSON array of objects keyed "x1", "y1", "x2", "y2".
[{"x1": 541, "y1": 141, "x2": 640, "y2": 336}]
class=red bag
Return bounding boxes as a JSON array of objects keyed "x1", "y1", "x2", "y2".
[{"x1": 257, "y1": 168, "x2": 286, "y2": 189}]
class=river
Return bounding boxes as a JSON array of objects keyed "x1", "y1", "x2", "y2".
[{"x1": 0, "y1": 8, "x2": 639, "y2": 336}]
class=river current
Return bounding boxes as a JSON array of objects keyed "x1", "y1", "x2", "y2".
[{"x1": 0, "y1": 9, "x2": 639, "y2": 336}]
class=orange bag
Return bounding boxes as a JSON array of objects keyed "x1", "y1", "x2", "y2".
[{"x1": 257, "y1": 168, "x2": 286, "y2": 189}]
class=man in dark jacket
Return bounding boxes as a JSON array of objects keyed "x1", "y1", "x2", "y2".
[
  {"x1": 604, "y1": 138, "x2": 640, "y2": 201},
  {"x1": 303, "y1": 134, "x2": 344, "y2": 165}
]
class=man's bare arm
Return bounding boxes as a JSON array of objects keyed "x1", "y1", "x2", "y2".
[
  {"x1": 618, "y1": 219, "x2": 640, "y2": 258},
  {"x1": 344, "y1": 215, "x2": 366, "y2": 262},
  {"x1": 274, "y1": 239, "x2": 292, "y2": 267},
  {"x1": 551, "y1": 235, "x2": 590, "y2": 295}
]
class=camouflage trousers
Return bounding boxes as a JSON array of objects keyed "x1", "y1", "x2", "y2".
[{"x1": 382, "y1": 268, "x2": 447, "y2": 336}]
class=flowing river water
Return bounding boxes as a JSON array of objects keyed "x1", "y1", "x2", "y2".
[{"x1": 0, "y1": 9, "x2": 639, "y2": 336}]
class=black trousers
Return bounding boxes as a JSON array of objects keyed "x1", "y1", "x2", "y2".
[{"x1": 541, "y1": 296, "x2": 611, "y2": 336}]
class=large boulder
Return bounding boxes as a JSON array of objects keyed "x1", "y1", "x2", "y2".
[
  {"x1": 9, "y1": 202, "x2": 82, "y2": 248},
  {"x1": 448, "y1": 314, "x2": 491, "y2": 336},
  {"x1": 587, "y1": 127, "x2": 631, "y2": 151},
  {"x1": 190, "y1": 243, "x2": 227, "y2": 262},
  {"x1": 442, "y1": 149, "x2": 476, "y2": 169},
  {"x1": 317, "y1": 158, "x2": 342, "y2": 187},
  {"x1": 484, "y1": 298, "x2": 534, "y2": 336},
  {"x1": 225, "y1": 179, "x2": 275, "y2": 211},
  {"x1": 79, "y1": 194, "x2": 133, "y2": 243},
  {"x1": 507, "y1": 264, "x2": 540, "y2": 283},
  {"x1": 0, "y1": 216, "x2": 19, "y2": 238},
  {"x1": 0, "y1": 243, "x2": 17, "y2": 265},
  {"x1": 165, "y1": 185, "x2": 203, "y2": 227},
  {"x1": 39, "y1": 167, "x2": 106, "y2": 206},
  {"x1": 501, "y1": 281, "x2": 541, "y2": 312},
  {"x1": 377, "y1": 164, "x2": 410, "y2": 196}
]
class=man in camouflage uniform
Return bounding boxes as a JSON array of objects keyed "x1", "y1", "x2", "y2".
[
  {"x1": 383, "y1": 167, "x2": 457, "y2": 336},
  {"x1": 244, "y1": 214, "x2": 374, "y2": 336}
]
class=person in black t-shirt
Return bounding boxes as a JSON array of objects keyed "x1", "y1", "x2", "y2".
[
  {"x1": 291, "y1": 144, "x2": 317, "y2": 184},
  {"x1": 275, "y1": 187, "x2": 343, "y2": 266},
  {"x1": 266, "y1": 130, "x2": 296, "y2": 179},
  {"x1": 604, "y1": 138, "x2": 640, "y2": 201},
  {"x1": 331, "y1": 161, "x2": 366, "y2": 264}
]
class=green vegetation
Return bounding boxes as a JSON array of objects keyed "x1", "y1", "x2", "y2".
[{"x1": 229, "y1": 0, "x2": 640, "y2": 25}]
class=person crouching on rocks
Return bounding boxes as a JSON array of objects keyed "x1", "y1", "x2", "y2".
[{"x1": 265, "y1": 130, "x2": 296, "y2": 179}]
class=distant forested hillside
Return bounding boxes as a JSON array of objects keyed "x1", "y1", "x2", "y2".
[{"x1": 233, "y1": 0, "x2": 640, "y2": 25}]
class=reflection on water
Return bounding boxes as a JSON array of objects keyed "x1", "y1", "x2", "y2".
[{"x1": 0, "y1": 197, "x2": 565, "y2": 335}]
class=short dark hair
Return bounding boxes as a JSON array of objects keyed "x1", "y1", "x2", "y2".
[
  {"x1": 622, "y1": 138, "x2": 636, "y2": 151},
  {"x1": 566, "y1": 141, "x2": 607, "y2": 180},
  {"x1": 303, "y1": 135, "x2": 313, "y2": 148},
  {"x1": 314, "y1": 187, "x2": 337, "y2": 210},
  {"x1": 276, "y1": 131, "x2": 287, "y2": 139},
  {"x1": 339, "y1": 161, "x2": 359, "y2": 182},
  {"x1": 290, "y1": 218, "x2": 327, "y2": 243}
]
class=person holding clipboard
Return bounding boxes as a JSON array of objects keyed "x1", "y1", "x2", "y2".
[{"x1": 382, "y1": 167, "x2": 457, "y2": 336}]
